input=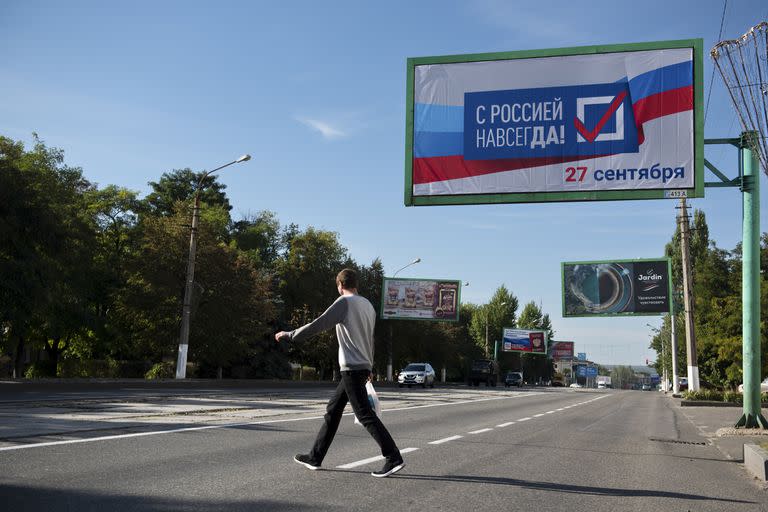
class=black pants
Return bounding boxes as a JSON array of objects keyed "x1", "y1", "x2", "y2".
[{"x1": 309, "y1": 369, "x2": 401, "y2": 464}]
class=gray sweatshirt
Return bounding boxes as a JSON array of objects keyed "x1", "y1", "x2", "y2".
[{"x1": 288, "y1": 294, "x2": 376, "y2": 371}]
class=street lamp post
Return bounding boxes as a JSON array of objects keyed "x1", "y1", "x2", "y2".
[
  {"x1": 175, "y1": 154, "x2": 251, "y2": 379},
  {"x1": 387, "y1": 258, "x2": 421, "y2": 381},
  {"x1": 648, "y1": 323, "x2": 668, "y2": 392}
]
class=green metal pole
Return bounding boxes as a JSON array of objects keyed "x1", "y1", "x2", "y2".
[{"x1": 735, "y1": 132, "x2": 767, "y2": 429}]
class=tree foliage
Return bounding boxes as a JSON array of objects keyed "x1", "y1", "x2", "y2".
[
  {"x1": 653, "y1": 209, "x2": 768, "y2": 389},
  {"x1": 1, "y1": 134, "x2": 562, "y2": 382}
]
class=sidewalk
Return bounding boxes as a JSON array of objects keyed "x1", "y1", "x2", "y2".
[{"x1": 668, "y1": 393, "x2": 768, "y2": 463}]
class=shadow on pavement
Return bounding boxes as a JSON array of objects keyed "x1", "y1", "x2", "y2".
[
  {"x1": 0, "y1": 484, "x2": 330, "y2": 512},
  {"x1": 387, "y1": 473, "x2": 756, "y2": 504}
]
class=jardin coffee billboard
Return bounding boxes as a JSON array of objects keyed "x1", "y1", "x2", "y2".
[{"x1": 562, "y1": 258, "x2": 671, "y2": 317}]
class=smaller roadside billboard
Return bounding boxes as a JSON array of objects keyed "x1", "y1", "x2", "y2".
[
  {"x1": 551, "y1": 341, "x2": 574, "y2": 360},
  {"x1": 380, "y1": 278, "x2": 461, "y2": 321},
  {"x1": 502, "y1": 328, "x2": 547, "y2": 354}
]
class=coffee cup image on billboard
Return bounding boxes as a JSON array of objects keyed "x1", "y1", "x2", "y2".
[{"x1": 564, "y1": 263, "x2": 633, "y2": 315}]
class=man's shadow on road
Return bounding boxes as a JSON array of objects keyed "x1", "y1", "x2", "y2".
[{"x1": 330, "y1": 470, "x2": 755, "y2": 505}]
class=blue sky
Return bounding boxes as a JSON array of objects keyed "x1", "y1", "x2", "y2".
[{"x1": 2, "y1": 0, "x2": 767, "y2": 365}]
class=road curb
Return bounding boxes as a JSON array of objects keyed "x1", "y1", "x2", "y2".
[
  {"x1": 744, "y1": 443, "x2": 768, "y2": 481},
  {"x1": 680, "y1": 400, "x2": 768, "y2": 407}
]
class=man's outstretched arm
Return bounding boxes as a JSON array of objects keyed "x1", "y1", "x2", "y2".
[{"x1": 275, "y1": 298, "x2": 348, "y2": 343}]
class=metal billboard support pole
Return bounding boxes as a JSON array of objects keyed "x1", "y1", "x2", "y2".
[{"x1": 735, "y1": 133, "x2": 767, "y2": 428}]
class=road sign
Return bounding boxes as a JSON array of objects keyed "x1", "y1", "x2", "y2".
[
  {"x1": 577, "y1": 366, "x2": 598, "y2": 377},
  {"x1": 577, "y1": 352, "x2": 587, "y2": 361}
]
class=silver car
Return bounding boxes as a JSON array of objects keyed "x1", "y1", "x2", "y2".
[{"x1": 398, "y1": 363, "x2": 436, "y2": 388}]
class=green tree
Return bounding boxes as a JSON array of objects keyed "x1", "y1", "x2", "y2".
[
  {"x1": 0, "y1": 135, "x2": 96, "y2": 377},
  {"x1": 276, "y1": 227, "x2": 350, "y2": 377},
  {"x1": 231, "y1": 210, "x2": 282, "y2": 269},
  {"x1": 112, "y1": 202, "x2": 275, "y2": 374},
  {"x1": 468, "y1": 285, "x2": 519, "y2": 357},
  {"x1": 145, "y1": 169, "x2": 232, "y2": 217},
  {"x1": 611, "y1": 365, "x2": 634, "y2": 390},
  {"x1": 516, "y1": 301, "x2": 556, "y2": 383}
]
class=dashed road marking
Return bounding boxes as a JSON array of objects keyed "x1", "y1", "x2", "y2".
[
  {"x1": 429, "y1": 435, "x2": 463, "y2": 445},
  {"x1": 337, "y1": 447, "x2": 419, "y2": 469},
  {"x1": 468, "y1": 428, "x2": 493, "y2": 434}
]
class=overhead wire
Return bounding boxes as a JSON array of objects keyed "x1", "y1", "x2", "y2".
[{"x1": 704, "y1": 0, "x2": 729, "y2": 125}]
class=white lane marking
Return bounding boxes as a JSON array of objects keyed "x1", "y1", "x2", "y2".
[
  {"x1": 533, "y1": 413, "x2": 545, "y2": 417},
  {"x1": 383, "y1": 392, "x2": 544, "y2": 414},
  {"x1": 468, "y1": 428, "x2": 493, "y2": 434},
  {"x1": 545, "y1": 411, "x2": 555, "y2": 414},
  {"x1": 0, "y1": 392, "x2": 543, "y2": 453},
  {"x1": 429, "y1": 435, "x2": 463, "y2": 445},
  {"x1": 518, "y1": 417, "x2": 532, "y2": 422},
  {"x1": 337, "y1": 447, "x2": 418, "y2": 469},
  {"x1": 497, "y1": 422, "x2": 515, "y2": 427},
  {"x1": 556, "y1": 408, "x2": 565, "y2": 411}
]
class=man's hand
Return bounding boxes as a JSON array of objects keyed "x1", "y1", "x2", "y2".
[{"x1": 274, "y1": 331, "x2": 290, "y2": 342}]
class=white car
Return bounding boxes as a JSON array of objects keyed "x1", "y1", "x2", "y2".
[
  {"x1": 569, "y1": 383, "x2": 583, "y2": 388},
  {"x1": 398, "y1": 363, "x2": 436, "y2": 388},
  {"x1": 737, "y1": 377, "x2": 768, "y2": 393}
]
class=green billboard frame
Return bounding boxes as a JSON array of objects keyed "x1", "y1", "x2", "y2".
[
  {"x1": 405, "y1": 39, "x2": 704, "y2": 206},
  {"x1": 561, "y1": 257, "x2": 673, "y2": 318},
  {"x1": 380, "y1": 277, "x2": 462, "y2": 322}
]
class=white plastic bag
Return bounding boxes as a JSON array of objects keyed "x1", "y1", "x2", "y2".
[{"x1": 354, "y1": 381, "x2": 382, "y2": 425}]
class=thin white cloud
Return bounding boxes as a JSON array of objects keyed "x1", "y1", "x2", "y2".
[{"x1": 296, "y1": 117, "x2": 346, "y2": 140}]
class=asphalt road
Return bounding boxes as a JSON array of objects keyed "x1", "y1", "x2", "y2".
[{"x1": 1, "y1": 386, "x2": 766, "y2": 511}]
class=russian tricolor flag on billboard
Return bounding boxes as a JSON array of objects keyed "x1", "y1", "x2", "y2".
[{"x1": 407, "y1": 42, "x2": 701, "y2": 205}]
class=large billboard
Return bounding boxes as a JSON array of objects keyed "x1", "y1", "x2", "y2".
[
  {"x1": 562, "y1": 258, "x2": 672, "y2": 317},
  {"x1": 551, "y1": 341, "x2": 575, "y2": 360},
  {"x1": 502, "y1": 328, "x2": 547, "y2": 354},
  {"x1": 405, "y1": 39, "x2": 703, "y2": 206},
  {"x1": 380, "y1": 278, "x2": 461, "y2": 321}
]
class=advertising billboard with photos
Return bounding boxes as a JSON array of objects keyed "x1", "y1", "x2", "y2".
[
  {"x1": 551, "y1": 341, "x2": 575, "y2": 360},
  {"x1": 502, "y1": 328, "x2": 547, "y2": 354},
  {"x1": 405, "y1": 39, "x2": 703, "y2": 206},
  {"x1": 380, "y1": 278, "x2": 461, "y2": 321},
  {"x1": 562, "y1": 258, "x2": 672, "y2": 317}
]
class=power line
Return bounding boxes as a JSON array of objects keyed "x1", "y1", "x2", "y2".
[{"x1": 704, "y1": 0, "x2": 728, "y2": 124}]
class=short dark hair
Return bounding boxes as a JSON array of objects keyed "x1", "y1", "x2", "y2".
[{"x1": 336, "y1": 268, "x2": 358, "y2": 290}]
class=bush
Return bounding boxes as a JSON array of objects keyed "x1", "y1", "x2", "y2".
[
  {"x1": 24, "y1": 361, "x2": 56, "y2": 378},
  {"x1": 682, "y1": 389, "x2": 724, "y2": 401},
  {"x1": 144, "y1": 362, "x2": 175, "y2": 380},
  {"x1": 723, "y1": 390, "x2": 743, "y2": 404},
  {"x1": 56, "y1": 359, "x2": 152, "y2": 378}
]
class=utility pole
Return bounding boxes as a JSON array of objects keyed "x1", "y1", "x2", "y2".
[
  {"x1": 670, "y1": 308, "x2": 680, "y2": 394},
  {"x1": 678, "y1": 198, "x2": 699, "y2": 391}
]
